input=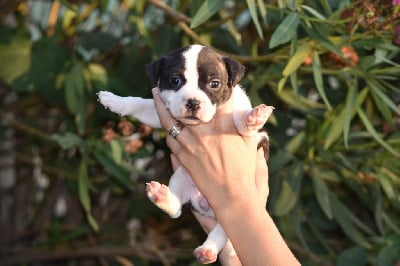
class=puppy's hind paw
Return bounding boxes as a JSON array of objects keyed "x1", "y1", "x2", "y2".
[
  {"x1": 146, "y1": 181, "x2": 169, "y2": 204},
  {"x1": 193, "y1": 245, "x2": 218, "y2": 264},
  {"x1": 145, "y1": 181, "x2": 182, "y2": 218}
]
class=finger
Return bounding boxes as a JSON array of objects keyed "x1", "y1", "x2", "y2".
[
  {"x1": 153, "y1": 88, "x2": 193, "y2": 143},
  {"x1": 255, "y1": 148, "x2": 269, "y2": 206},
  {"x1": 152, "y1": 87, "x2": 176, "y2": 130}
]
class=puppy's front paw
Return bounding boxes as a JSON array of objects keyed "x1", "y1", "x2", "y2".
[
  {"x1": 97, "y1": 91, "x2": 126, "y2": 115},
  {"x1": 193, "y1": 244, "x2": 218, "y2": 264},
  {"x1": 245, "y1": 104, "x2": 274, "y2": 131},
  {"x1": 146, "y1": 181, "x2": 181, "y2": 218}
]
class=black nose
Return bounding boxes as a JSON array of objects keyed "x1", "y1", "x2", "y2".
[{"x1": 186, "y1": 99, "x2": 201, "y2": 112}]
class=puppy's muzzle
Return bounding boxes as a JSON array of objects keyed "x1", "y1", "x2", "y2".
[{"x1": 185, "y1": 99, "x2": 201, "y2": 112}]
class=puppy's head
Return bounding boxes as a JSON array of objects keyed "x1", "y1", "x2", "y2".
[{"x1": 146, "y1": 45, "x2": 245, "y2": 125}]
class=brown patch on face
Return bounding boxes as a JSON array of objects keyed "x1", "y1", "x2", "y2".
[{"x1": 197, "y1": 47, "x2": 232, "y2": 106}]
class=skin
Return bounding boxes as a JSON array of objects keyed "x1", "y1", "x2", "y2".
[{"x1": 152, "y1": 87, "x2": 300, "y2": 266}]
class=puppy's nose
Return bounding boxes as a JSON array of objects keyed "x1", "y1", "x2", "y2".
[{"x1": 185, "y1": 99, "x2": 201, "y2": 112}]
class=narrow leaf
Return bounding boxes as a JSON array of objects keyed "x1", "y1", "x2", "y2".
[
  {"x1": 282, "y1": 43, "x2": 312, "y2": 76},
  {"x1": 78, "y1": 160, "x2": 90, "y2": 213},
  {"x1": 273, "y1": 162, "x2": 303, "y2": 216},
  {"x1": 301, "y1": 5, "x2": 326, "y2": 19},
  {"x1": 343, "y1": 81, "x2": 357, "y2": 147},
  {"x1": 312, "y1": 51, "x2": 331, "y2": 110},
  {"x1": 94, "y1": 145, "x2": 134, "y2": 190},
  {"x1": 301, "y1": 22, "x2": 342, "y2": 56},
  {"x1": 51, "y1": 132, "x2": 83, "y2": 149},
  {"x1": 311, "y1": 166, "x2": 333, "y2": 219},
  {"x1": 357, "y1": 106, "x2": 400, "y2": 157},
  {"x1": 191, "y1": 0, "x2": 225, "y2": 28},
  {"x1": 331, "y1": 194, "x2": 372, "y2": 248},
  {"x1": 247, "y1": 0, "x2": 263, "y2": 39},
  {"x1": 78, "y1": 159, "x2": 99, "y2": 232},
  {"x1": 269, "y1": 12, "x2": 300, "y2": 48},
  {"x1": 257, "y1": 0, "x2": 267, "y2": 24},
  {"x1": 367, "y1": 77, "x2": 400, "y2": 116}
]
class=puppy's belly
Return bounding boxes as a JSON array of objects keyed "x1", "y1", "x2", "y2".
[{"x1": 190, "y1": 192, "x2": 215, "y2": 217}]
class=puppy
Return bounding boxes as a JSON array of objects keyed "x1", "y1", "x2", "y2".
[{"x1": 98, "y1": 45, "x2": 274, "y2": 264}]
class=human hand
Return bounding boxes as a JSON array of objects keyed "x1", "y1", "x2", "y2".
[{"x1": 152, "y1": 87, "x2": 263, "y2": 211}]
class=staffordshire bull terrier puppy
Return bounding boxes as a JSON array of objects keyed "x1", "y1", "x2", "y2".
[{"x1": 98, "y1": 44, "x2": 273, "y2": 264}]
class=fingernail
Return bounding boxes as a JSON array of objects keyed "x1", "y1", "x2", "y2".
[{"x1": 152, "y1": 87, "x2": 158, "y2": 96}]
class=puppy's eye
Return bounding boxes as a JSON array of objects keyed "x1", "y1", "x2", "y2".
[
  {"x1": 169, "y1": 76, "x2": 183, "y2": 87},
  {"x1": 210, "y1": 80, "x2": 220, "y2": 89}
]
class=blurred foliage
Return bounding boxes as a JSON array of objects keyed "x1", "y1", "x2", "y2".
[{"x1": 0, "y1": 0, "x2": 400, "y2": 265}]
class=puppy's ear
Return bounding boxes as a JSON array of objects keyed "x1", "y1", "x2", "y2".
[
  {"x1": 145, "y1": 57, "x2": 165, "y2": 86},
  {"x1": 223, "y1": 57, "x2": 245, "y2": 87}
]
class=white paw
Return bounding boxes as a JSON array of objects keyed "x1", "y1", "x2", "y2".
[
  {"x1": 245, "y1": 104, "x2": 274, "y2": 131},
  {"x1": 193, "y1": 243, "x2": 218, "y2": 264},
  {"x1": 146, "y1": 181, "x2": 181, "y2": 218},
  {"x1": 97, "y1": 91, "x2": 126, "y2": 115}
]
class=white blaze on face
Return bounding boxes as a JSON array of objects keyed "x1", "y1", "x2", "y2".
[{"x1": 159, "y1": 45, "x2": 217, "y2": 125}]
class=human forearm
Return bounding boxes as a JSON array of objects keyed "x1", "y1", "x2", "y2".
[{"x1": 215, "y1": 194, "x2": 300, "y2": 266}]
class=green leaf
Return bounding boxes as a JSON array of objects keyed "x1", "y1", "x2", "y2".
[
  {"x1": 110, "y1": 139, "x2": 123, "y2": 164},
  {"x1": 377, "y1": 243, "x2": 400, "y2": 266},
  {"x1": 94, "y1": 145, "x2": 134, "y2": 190},
  {"x1": 0, "y1": 32, "x2": 31, "y2": 84},
  {"x1": 51, "y1": 132, "x2": 83, "y2": 149},
  {"x1": 367, "y1": 77, "x2": 400, "y2": 116},
  {"x1": 331, "y1": 194, "x2": 372, "y2": 248},
  {"x1": 282, "y1": 43, "x2": 312, "y2": 77},
  {"x1": 337, "y1": 246, "x2": 367, "y2": 266},
  {"x1": 269, "y1": 12, "x2": 300, "y2": 49},
  {"x1": 324, "y1": 87, "x2": 368, "y2": 149},
  {"x1": 79, "y1": 159, "x2": 99, "y2": 232},
  {"x1": 357, "y1": 106, "x2": 400, "y2": 157},
  {"x1": 246, "y1": 0, "x2": 263, "y2": 39},
  {"x1": 343, "y1": 80, "x2": 357, "y2": 147},
  {"x1": 64, "y1": 62, "x2": 85, "y2": 114},
  {"x1": 190, "y1": 0, "x2": 225, "y2": 28},
  {"x1": 311, "y1": 166, "x2": 333, "y2": 219},
  {"x1": 301, "y1": 22, "x2": 342, "y2": 56},
  {"x1": 324, "y1": 107, "x2": 345, "y2": 149},
  {"x1": 301, "y1": 5, "x2": 326, "y2": 19},
  {"x1": 312, "y1": 51, "x2": 331, "y2": 110},
  {"x1": 79, "y1": 160, "x2": 91, "y2": 213},
  {"x1": 273, "y1": 162, "x2": 303, "y2": 216},
  {"x1": 376, "y1": 168, "x2": 397, "y2": 200},
  {"x1": 257, "y1": 0, "x2": 267, "y2": 25},
  {"x1": 86, "y1": 213, "x2": 99, "y2": 232},
  {"x1": 59, "y1": 0, "x2": 79, "y2": 13}
]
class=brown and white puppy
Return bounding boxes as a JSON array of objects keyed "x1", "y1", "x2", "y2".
[{"x1": 98, "y1": 45, "x2": 273, "y2": 264}]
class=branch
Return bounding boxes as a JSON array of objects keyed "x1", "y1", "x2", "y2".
[
  {"x1": 147, "y1": 0, "x2": 284, "y2": 63},
  {"x1": 0, "y1": 245, "x2": 191, "y2": 265}
]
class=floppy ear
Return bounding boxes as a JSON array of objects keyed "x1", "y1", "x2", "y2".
[
  {"x1": 223, "y1": 57, "x2": 245, "y2": 87},
  {"x1": 145, "y1": 57, "x2": 165, "y2": 87}
]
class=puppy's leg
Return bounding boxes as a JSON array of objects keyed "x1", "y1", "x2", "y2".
[
  {"x1": 231, "y1": 87, "x2": 274, "y2": 136},
  {"x1": 97, "y1": 91, "x2": 161, "y2": 128},
  {"x1": 244, "y1": 104, "x2": 274, "y2": 133},
  {"x1": 193, "y1": 222, "x2": 231, "y2": 264},
  {"x1": 146, "y1": 166, "x2": 196, "y2": 218}
]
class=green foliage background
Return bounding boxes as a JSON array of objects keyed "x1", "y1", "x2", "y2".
[{"x1": 0, "y1": 0, "x2": 399, "y2": 265}]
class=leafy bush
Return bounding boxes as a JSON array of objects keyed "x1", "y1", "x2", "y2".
[{"x1": 0, "y1": 0, "x2": 399, "y2": 265}]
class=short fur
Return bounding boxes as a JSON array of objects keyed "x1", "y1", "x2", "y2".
[{"x1": 98, "y1": 45, "x2": 273, "y2": 264}]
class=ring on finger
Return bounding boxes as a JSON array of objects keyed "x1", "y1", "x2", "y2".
[{"x1": 168, "y1": 122, "x2": 184, "y2": 139}]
